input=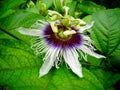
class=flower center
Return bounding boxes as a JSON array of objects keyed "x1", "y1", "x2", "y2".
[{"x1": 43, "y1": 24, "x2": 83, "y2": 48}]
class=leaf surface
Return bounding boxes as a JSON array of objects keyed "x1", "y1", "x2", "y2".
[
  {"x1": 0, "y1": 39, "x2": 104, "y2": 90},
  {"x1": 91, "y1": 9, "x2": 120, "y2": 56}
]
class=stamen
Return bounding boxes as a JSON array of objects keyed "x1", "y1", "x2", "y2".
[
  {"x1": 48, "y1": 10, "x2": 63, "y2": 18},
  {"x1": 50, "y1": 22, "x2": 58, "y2": 33}
]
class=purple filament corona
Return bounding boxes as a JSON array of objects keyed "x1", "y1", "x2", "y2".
[{"x1": 43, "y1": 24, "x2": 83, "y2": 49}]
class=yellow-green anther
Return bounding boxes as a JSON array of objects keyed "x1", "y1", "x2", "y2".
[
  {"x1": 71, "y1": 18, "x2": 86, "y2": 26},
  {"x1": 48, "y1": 10, "x2": 63, "y2": 18},
  {"x1": 50, "y1": 22, "x2": 58, "y2": 33},
  {"x1": 76, "y1": 19, "x2": 86, "y2": 25},
  {"x1": 76, "y1": 25, "x2": 80, "y2": 30},
  {"x1": 63, "y1": 30, "x2": 76, "y2": 36},
  {"x1": 58, "y1": 31, "x2": 68, "y2": 38},
  {"x1": 51, "y1": 15, "x2": 59, "y2": 21},
  {"x1": 51, "y1": 14, "x2": 63, "y2": 21},
  {"x1": 61, "y1": 18, "x2": 70, "y2": 26}
]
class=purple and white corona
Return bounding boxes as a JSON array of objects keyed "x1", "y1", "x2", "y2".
[{"x1": 18, "y1": 6, "x2": 105, "y2": 78}]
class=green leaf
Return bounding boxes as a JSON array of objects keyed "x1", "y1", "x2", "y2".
[
  {"x1": 83, "y1": 15, "x2": 92, "y2": 22},
  {"x1": 0, "y1": 0, "x2": 26, "y2": 18},
  {"x1": 87, "y1": 55, "x2": 102, "y2": 66},
  {"x1": 90, "y1": 9, "x2": 120, "y2": 56},
  {"x1": 0, "y1": 10, "x2": 44, "y2": 29},
  {"x1": 91, "y1": 69, "x2": 120, "y2": 89},
  {"x1": 0, "y1": 39, "x2": 44, "y2": 89},
  {"x1": 109, "y1": 55, "x2": 120, "y2": 71},
  {"x1": 46, "y1": 67, "x2": 104, "y2": 90},
  {"x1": 42, "y1": 0, "x2": 53, "y2": 9},
  {"x1": 0, "y1": 39, "x2": 104, "y2": 90},
  {"x1": 66, "y1": 1, "x2": 76, "y2": 16},
  {"x1": 77, "y1": 1, "x2": 105, "y2": 14},
  {"x1": 0, "y1": 10, "x2": 44, "y2": 41}
]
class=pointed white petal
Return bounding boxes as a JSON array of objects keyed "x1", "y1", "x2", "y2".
[
  {"x1": 39, "y1": 47, "x2": 60, "y2": 77},
  {"x1": 80, "y1": 45, "x2": 105, "y2": 58},
  {"x1": 63, "y1": 49, "x2": 83, "y2": 77},
  {"x1": 31, "y1": 20, "x2": 48, "y2": 30},
  {"x1": 31, "y1": 39, "x2": 47, "y2": 55},
  {"x1": 80, "y1": 21, "x2": 94, "y2": 32},
  {"x1": 18, "y1": 27, "x2": 43, "y2": 36},
  {"x1": 82, "y1": 35, "x2": 91, "y2": 42}
]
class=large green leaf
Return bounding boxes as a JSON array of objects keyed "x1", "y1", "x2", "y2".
[
  {"x1": 0, "y1": 10, "x2": 44, "y2": 41},
  {"x1": 0, "y1": 0, "x2": 26, "y2": 18},
  {"x1": 90, "y1": 68, "x2": 120, "y2": 89},
  {"x1": 0, "y1": 39, "x2": 104, "y2": 90},
  {"x1": 91, "y1": 9, "x2": 120, "y2": 56},
  {"x1": 0, "y1": 10, "x2": 44, "y2": 30}
]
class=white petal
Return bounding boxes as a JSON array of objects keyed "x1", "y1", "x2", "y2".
[
  {"x1": 18, "y1": 27, "x2": 43, "y2": 36},
  {"x1": 63, "y1": 48, "x2": 83, "y2": 77},
  {"x1": 82, "y1": 35, "x2": 91, "y2": 42},
  {"x1": 39, "y1": 47, "x2": 60, "y2": 77},
  {"x1": 31, "y1": 20, "x2": 48, "y2": 30},
  {"x1": 80, "y1": 45, "x2": 105, "y2": 58},
  {"x1": 31, "y1": 39, "x2": 47, "y2": 55},
  {"x1": 80, "y1": 21, "x2": 94, "y2": 32}
]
